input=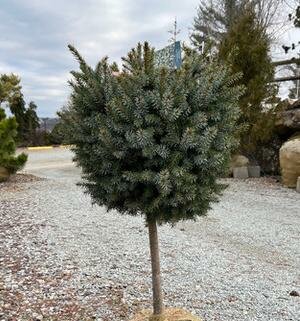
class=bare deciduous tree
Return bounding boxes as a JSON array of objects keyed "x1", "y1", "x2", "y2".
[{"x1": 190, "y1": 0, "x2": 287, "y2": 49}]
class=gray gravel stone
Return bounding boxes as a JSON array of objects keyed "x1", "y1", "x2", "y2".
[{"x1": 0, "y1": 174, "x2": 299, "y2": 321}]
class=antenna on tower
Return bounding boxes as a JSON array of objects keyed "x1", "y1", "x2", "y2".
[{"x1": 168, "y1": 17, "x2": 181, "y2": 43}]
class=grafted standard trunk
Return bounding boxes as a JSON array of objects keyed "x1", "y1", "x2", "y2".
[{"x1": 148, "y1": 219, "x2": 164, "y2": 315}]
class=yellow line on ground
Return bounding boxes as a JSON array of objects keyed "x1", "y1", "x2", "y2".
[
  {"x1": 25, "y1": 145, "x2": 73, "y2": 151},
  {"x1": 27, "y1": 146, "x2": 53, "y2": 151}
]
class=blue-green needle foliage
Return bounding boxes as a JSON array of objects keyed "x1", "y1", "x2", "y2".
[{"x1": 66, "y1": 42, "x2": 241, "y2": 223}]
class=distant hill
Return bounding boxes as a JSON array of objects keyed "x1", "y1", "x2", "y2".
[{"x1": 39, "y1": 118, "x2": 60, "y2": 132}]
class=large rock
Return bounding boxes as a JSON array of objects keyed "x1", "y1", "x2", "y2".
[
  {"x1": 130, "y1": 308, "x2": 202, "y2": 321},
  {"x1": 276, "y1": 99, "x2": 300, "y2": 135},
  {"x1": 253, "y1": 136, "x2": 283, "y2": 175},
  {"x1": 280, "y1": 136, "x2": 300, "y2": 188},
  {"x1": 0, "y1": 166, "x2": 10, "y2": 182},
  {"x1": 229, "y1": 154, "x2": 249, "y2": 175}
]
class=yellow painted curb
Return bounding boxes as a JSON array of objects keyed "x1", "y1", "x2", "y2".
[
  {"x1": 25, "y1": 145, "x2": 73, "y2": 151},
  {"x1": 27, "y1": 146, "x2": 53, "y2": 151}
]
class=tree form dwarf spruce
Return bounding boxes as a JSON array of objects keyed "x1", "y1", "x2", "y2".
[{"x1": 65, "y1": 42, "x2": 241, "y2": 317}]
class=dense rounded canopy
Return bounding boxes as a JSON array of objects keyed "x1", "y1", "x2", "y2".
[{"x1": 65, "y1": 42, "x2": 240, "y2": 223}]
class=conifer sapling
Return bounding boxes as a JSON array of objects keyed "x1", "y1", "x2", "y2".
[
  {"x1": 64, "y1": 42, "x2": 241, "y2": 318},
  {"x1": 0, "y1": 108, "x2": 27, "y2": 181}
]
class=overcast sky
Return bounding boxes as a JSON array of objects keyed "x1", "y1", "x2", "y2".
[{"x1": 0, "y1": 0, "x2": 299, "y2": 117}]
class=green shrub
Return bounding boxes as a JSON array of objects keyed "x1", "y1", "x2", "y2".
[
  {"x1": 0, "y1": 108, "x2": 27, "y2": 180},
  {"x1": 62, "y1": 42, "x2": 241, "y2": 315}
]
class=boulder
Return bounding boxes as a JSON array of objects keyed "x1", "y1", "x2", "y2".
[
  {"x1": 229, "y1": 155, "x2": 249, "y2": 175},
  {"x1": 276, "y1": 99, "x2": 300, "y2": 135},
  {"x1": 130, "y1": 308, "x2": 202, "y2": 321},
  {"x1": 0, "y1": 166, "x2": 10, "y2": 182},
  {"x1": 253, "y1": 136, "x2": 283, "y2": 175},
  {"x1": 280, "y1": 136, "x2": 300, "y2": 188}
]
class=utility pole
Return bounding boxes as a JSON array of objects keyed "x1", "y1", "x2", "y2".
[{"x1": 168, "y1": 17, "x2": 181, "y2": 44}]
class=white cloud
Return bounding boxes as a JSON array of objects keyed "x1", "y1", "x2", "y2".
[
  {"x1": 0, "y1": 0, "x2": 200, "y2": 116},
  {"x1": 0, "y1": 0, "x2": 298, "y2": 117}
]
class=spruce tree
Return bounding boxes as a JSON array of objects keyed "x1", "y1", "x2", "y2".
[
  {"x1": 218, "y1": 5, "x2": 278, "y2": 158},
  {"x1": 0, "y1": 107, "x2": 27, "y2": 181},
  {"x1": 64, "y1": 42, "x2": 241, "y2": 318}
]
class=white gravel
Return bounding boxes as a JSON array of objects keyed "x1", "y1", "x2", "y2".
[{"x1": 0, "y1": 175, "x2": 299, "y2": 321}]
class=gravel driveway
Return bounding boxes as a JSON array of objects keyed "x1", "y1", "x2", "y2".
[{"x1": 0, "y1": 150, "x2": 299, "y2": 320}]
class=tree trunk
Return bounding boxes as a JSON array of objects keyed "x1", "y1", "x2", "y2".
[{"x1": 148, "y1": 219, "x2": 164, "y2": 315}]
